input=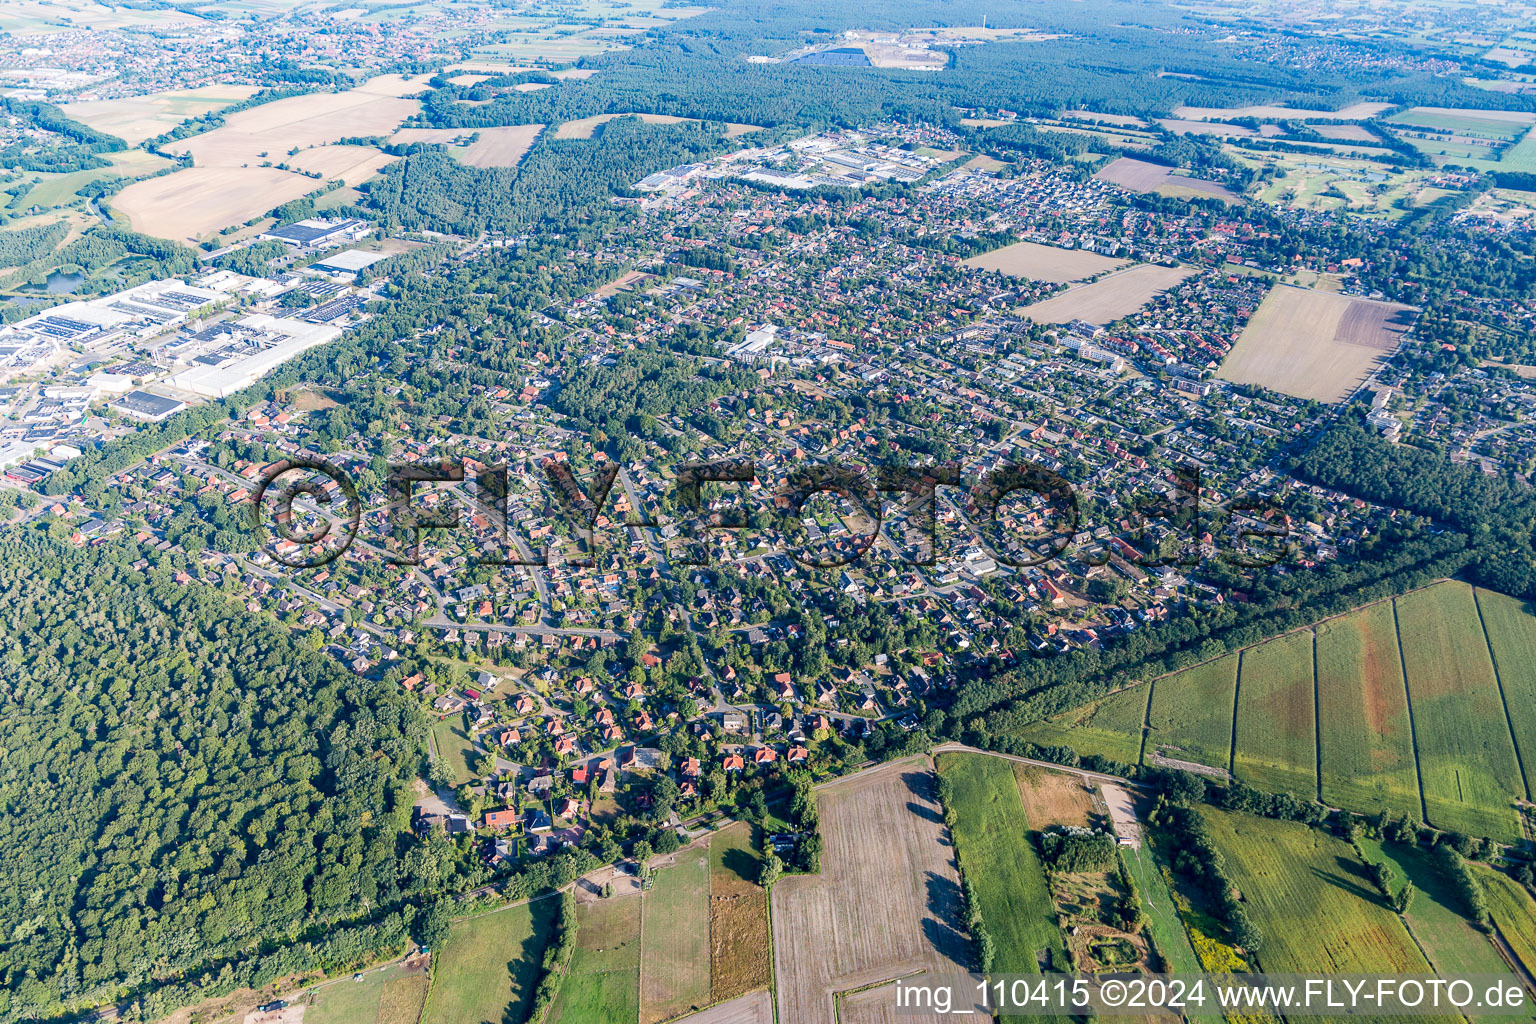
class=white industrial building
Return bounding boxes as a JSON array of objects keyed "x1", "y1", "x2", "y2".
[{"x1": 165, "y1": 313, "x2": 343, "y2": 398}]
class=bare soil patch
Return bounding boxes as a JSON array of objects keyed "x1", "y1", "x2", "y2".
[{"x1": 672, "y1": 990, "x2": 773, "y2": 1024}]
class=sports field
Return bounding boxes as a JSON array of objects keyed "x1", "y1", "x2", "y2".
[
  {"x1": 1018, "y1": 263, "x2": 1196, "y2": 327},
  {"x1": 423, "y1": 898, "x2": 557, "y2": 1024},
  {"x1": 962, "y1": 240, "x2": 1128, "y2": 284},
  {"x1": 1217, "y1": 285, "x2": 1415, "y2": 403},
  {"x1": 1231, "y1": 630, "x2": 1317, "y2": 797}
]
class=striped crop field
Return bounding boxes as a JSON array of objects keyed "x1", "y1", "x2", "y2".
[
  {"x1": 1232, "y1": 630, "x2": 1317, "y2": 797},
  {"x1": 1316, "y1": 601, "x2": 1421, "y2": 819}
]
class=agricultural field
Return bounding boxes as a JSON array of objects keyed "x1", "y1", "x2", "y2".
[
  {"x1": 1016, "y1": 262, "x2": 1196, "y2": 326},
  {"x1": 935, "y1": 753, "x2": 1063, "y2": 974},
  {"x1": 553, "y1": 113, "x2": 761, "y2": 140},
  {"x1": 1010, "y1": 683, "x2": 1147, "y2": 764},
  {"x1": 1396, "y1": 582, "x2": 1525, "y2": 842},
  {"x1": 669, "y1": 991, "x2": 773, "y2": 1024},
  {"x1": 772, "y1": 760, "x2": 972, "y2": 1024},
  {"x1": 422, "y1": 898, "x2": 557, "y2": 1024},
  {"x1": 1314, "y1": 124, "x2": 1381, "y2": 143},
  {"x1": 457, "y1": 125, "x2": 547, "y2": 168},
  {"x1": 1316, "y1": 602, "x2": 1422, "y2": 819},
  {"x1": 1216, "y1": 284, "x2": 1415, "y2": 403},
  {"x1": 1477, "y1": 866, "x2": 1536, "y2": 977},
  {"x1": 1014, "y1": 764, "x2": 1095, "y2": 828},
  {"x1": 62, "y1": 85, "x2": 261, "y2": 146},
  {"x1": 114, "y1": 75, "x2": 428, "y2": 241},
  {"x1": 549, "y1": 895, "x2": 641, "y2": 1024},
  {"x1": 639, "y1": 845, "x2": 712, "y2": 1023},
  {"x1": 1385, "y1": 107, "x2": 1536, "y2": 172},
  {"x1": 1093, "y1": 156, "x2": 1236, "y2": 198},
  {"x1": 1357, "y1": 840, "x2": 1515, "y2": 985},
  {"x1": 961, "y1": 240, "x2": 1129, "y2": 284},
  {"x1": 305, "y1": 959, "x2": 429, "y2": 1024},
  {"x1": 1171, "y1": 102, "x2": 1393, "y2": 121},
  {"x1": 1145, "y1": 654, "x2": 1238, "y2": 773},
  {"x1": 708, "y1": 823, "x2": 771, "y2": 1001},
  {"x1": 1475, "y1": 587, "x2": 1536, "y2": 798},
  {"x1": 1231, "y1": 631, "x2": 1317, "y2": 797},
  {"x1": 1201, "y1": 808, "x2": 1432, "y2": 975}
]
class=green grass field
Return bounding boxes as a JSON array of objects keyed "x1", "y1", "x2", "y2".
[
  {"x1": 1202, "y1": 808, "x2": 1432, "y2": 982},
  {"x1": 936, "y1": 753, "x2": 1063, "y2": 974},
  {"x1": 431, "y1": 713, "x2": 479, "y2": 786},
  {"x1": 1477, "y1": 866, "x2": 1536, "y2": 979},
  {"x1": 549, "y1": 895, "x2": 641, "y2": 1024},
  {"x1": 1317, "y1": 603, "x2": 1423, "y2": 819},
  {"x1": 1011, "y1": 683, "x2": 1147, "y2": 765},
  {"x1": 1397, "y1": 583, "x2": 1524, "y2": 842},
  {"x1": 1356, "y1": 838, "x2": 1517, "y2": 1010},
  {"x1": 1232, "y1": 631, "x2": 1317, "y2": 797},
  {"x1": 1146, "y1": 655, "x2": 1238, "y2": 771},
  {"x1": 1476, "y1": 588, "x2": 1536, "y2": 800},
  {"x1": 1125, "y1": 841, "x2": 1226, "y2": 1024},
  {"x1": 423, "y1": 898, "x2": 558, "y2": 1024},
  {"x1": 306, "y1": 962, "x2": 429, "y2": 1024},
  {"x1": 638, "y1": 846, "x2": 711, "y2": 1023}
]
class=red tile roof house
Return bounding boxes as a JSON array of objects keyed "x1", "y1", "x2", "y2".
[{"x1": 482, "y1": 809, "x2": 519, "y2": 830}]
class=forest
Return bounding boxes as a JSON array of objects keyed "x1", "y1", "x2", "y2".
[
  {"x1": 0, "y1": 528, "x2": 425, "y2": 1020},
  {"x1": 411, "y1": 0, "x2": 1531, "y2": 137}
]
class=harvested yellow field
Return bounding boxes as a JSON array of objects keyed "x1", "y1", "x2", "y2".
[
  {"x1": 770, "y1": 761, "x2": 971, "y2": 1024},
  {"x1": 1019, "y1": 263, "x2": 1196, "y2": 326},
  {"x1": 1217, "y1": 285, "x2": 1416, "y2": 402},
  {"x1": 118, "y1": 75, "x2": 428, "y2": 241},
  {"x1": 287, "y1": 144, "x2": 397, "y2": 184},
  {"x1": 458, "y1": 124, "x2": 545, "y2": 167},
  {"x1": 113, "y1": 166, "x2": 320, "y2": 243},
  {"x1": 390, "y1": 125, "x2": 544, "y2": 168},
  {"x1": 554, "y1": 113, "x2": 759, "y2": 139},
  {"x1": 168, "y1": 80, "x2": 425, "y2": 167},
  {"x1": 963, "y1": 240, "x2": 1128, "y2": 284},
  {"x1": 62, "y1": 85, "x2": 260, "y2": 145}
]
